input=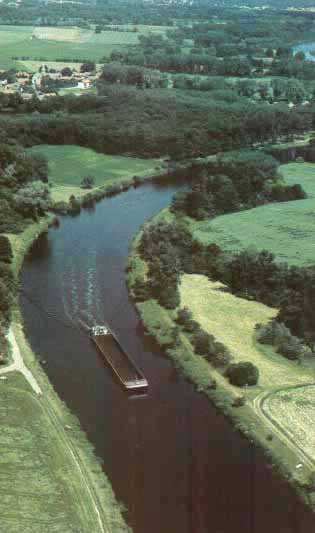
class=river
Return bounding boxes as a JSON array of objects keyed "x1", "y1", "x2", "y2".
[{"x1": 20, "y1": 178, "x2": 314, "y2": 532}]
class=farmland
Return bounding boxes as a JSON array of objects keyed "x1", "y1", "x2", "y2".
[
  {"x1": 261, "y1": 386, "x2": 315, "y2": 467},
  {"x1": 188, "y1": 162, "x2": 315, "y2": 267},
  {"x1": 0, "y1": 25, "x2": 139, "y2": 69},
  {"x1": 28, "y1": 144, "x2": 162, "y2": 202}
]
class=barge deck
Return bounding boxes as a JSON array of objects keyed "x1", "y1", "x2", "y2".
[{"x1": 90, "y1": 325, "x2": 148, "y2": 392}]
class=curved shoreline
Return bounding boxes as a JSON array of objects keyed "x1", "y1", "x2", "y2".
[
  {"x1": 7, "y1": 216, "x2": 129, "y2": 532},
  {"x1": 126, "y1": 210, "x2": 315, "y2": 510}
]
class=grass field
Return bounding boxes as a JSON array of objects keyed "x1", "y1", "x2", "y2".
[
  {"x1": 0, "y1": 25, "x2": 138, "y2": 68},
  {"x1": 0, "y1": 372, "x2": 88, "y2": 532},
  {"x1": 189, "y1": 162, "x2": 315, "y2": 266},
  {"x1": 28, "y1": 144, "x2": 162, "y2": 202},
  {"x1": 179, "y1": 274, "x2": 314, "y2": 388}
]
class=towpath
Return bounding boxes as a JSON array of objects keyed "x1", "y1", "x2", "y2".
[{"x1": 1, "y1": 325, "x2": 42, "y2": 395}]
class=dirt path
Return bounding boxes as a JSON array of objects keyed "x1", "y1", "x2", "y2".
[{"x1": 3, "y1": 325, "x2": 42, "y2": 395}]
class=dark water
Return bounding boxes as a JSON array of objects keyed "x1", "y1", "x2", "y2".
[{"x1": 20, "y1": 180, "x2": 314, "y2": 533}]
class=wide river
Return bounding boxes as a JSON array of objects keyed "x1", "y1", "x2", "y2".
[{"x1": 20, "y1": 178, "x2": 314, "y2": 532}]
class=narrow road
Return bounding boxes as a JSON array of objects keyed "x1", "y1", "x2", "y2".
[{"x1": 3, "y1": 325, "x2": 42, "y2": 395}]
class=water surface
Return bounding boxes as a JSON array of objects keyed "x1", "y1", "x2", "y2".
[{"x1": 21, "y1": 179, "x2": 314, "y2": 532}]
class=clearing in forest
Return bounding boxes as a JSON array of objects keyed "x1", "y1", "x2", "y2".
[
  {"x1": 28, "y1": 144, "x2": 163, "y2": 202},
  {"x1": 179, "y1": 274, "x2": 313, "y2": 388}
]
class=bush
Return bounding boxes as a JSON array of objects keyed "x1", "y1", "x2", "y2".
[
  {"x1": 68, "y1": 195, "x2": 81, "y2": 215},
  {"x1": 176, "y1": 307, "x2": 192, "y2": 326},
  {"x1": 192, "y1": 330, "x2": 214, "y2": 355},
  {"x1": 80, "y1": 175, "x2": 95, "y2": 189},
  {"x1": 258, "y1": 320, "x2": 311, "y2": 361},
  {"x1": 0, "y1": 235, "x2": 12, "y2": 263},
  {"x1": 225, "y1": 362, "x2": 259, "y2": 387}
]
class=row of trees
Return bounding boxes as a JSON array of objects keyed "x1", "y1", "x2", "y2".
[{"x1": 171, "y1": 151, "x2": 305, "y2": 220}]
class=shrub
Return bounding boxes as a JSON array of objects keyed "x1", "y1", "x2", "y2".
[
  {"x1": 258, "y1": 320, "x2": 311, "y2": 361},
  {"x1": 132, "y1": 279, "x2": 149, "y2": 302},
  {"x1": 0, "y1": 235, "x2": 12, "y2": 263},
  {"x1": 225, "y1": 362, "x2": 259, "y2": 387},
  {"x1": 232, "y1": 395, "x2": 246, "y2": 407},
  {"x1": 176, "y1": 307, "x2": 193, "y2": 326},
  {"x1": 80, "y1": 175, "x2": 95, "y2": 189},
  {"x1": 68, "y1": 195, "x2": 81, "y2": 215},
  {"x1": 192, "y1": 330, "x2": 214, "y2": 355},
  {"x1": 51, "y1": 201, "x2": 69, "y2": 214},
  {"x1": 183, "y1": 319, "x2": 200, "y2": 334}
]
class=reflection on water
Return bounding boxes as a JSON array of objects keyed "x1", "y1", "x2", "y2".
[{"x1": 21, "y1": 180, "x2": 314, "y2": 533}]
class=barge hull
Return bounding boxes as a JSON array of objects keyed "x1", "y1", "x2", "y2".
[{"x1": 92, "y1": 331, "x2": 148, "y2": 392}]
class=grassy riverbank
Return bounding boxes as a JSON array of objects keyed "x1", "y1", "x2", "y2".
[
  {"x1": 28, "y1": 145, "x2": 163, "y2": 203},
  {"x1": 127, "y1": 212, "x2": 315, "y2": 506},
  {"x1": 5, "y1": 218, "x2": 129, "y2": 532}
]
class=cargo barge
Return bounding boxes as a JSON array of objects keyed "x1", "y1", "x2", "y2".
[{"x1": 89, "y1": 325, "x2": 148, "y2": 392}]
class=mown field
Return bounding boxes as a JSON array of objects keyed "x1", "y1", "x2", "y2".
[
  {"x1": 28, "y1": 144, "x2": 162, "y2": 201},
  {"x1": 179, "y1": 274, "x2": 313, "y2": 389},
  {"x1": 0, "y1": 25, "x2": 139, "y2": 68},
  {"x1": 189, "y1": 162, "x2": 315, "y2": 266},
  {"x1": 0, "y1": 372, "x2": 87, "y2": 532},
  {"x1": 263, "y1": 386, "x2": 315, "y2": 462}
]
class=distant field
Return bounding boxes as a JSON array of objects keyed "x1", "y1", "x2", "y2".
[
  {"x1": 20, "y1": 60, "x2": 103, "y2": 73},
  {"x1": 189, "y1": 162, "x2": 315, "y2": 266},
  {"x1": 28, "y1": 144, "x2": 162, "y2": 201},
  {"x1": 0, "y1": 25, "x2": 138, "y2": 68},
  {"x1": 0, "y1": 373, "x2": 86, "y2": 532}
]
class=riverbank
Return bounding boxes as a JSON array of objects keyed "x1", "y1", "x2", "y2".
[
  {"x1": 5, "y1": 217, "x2": 129, "y2": 532},
  {"x1": 127, "y1": 211, "x2": 315, "y2": 509}
]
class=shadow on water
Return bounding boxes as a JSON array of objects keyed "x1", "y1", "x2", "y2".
[{"x1": 21, "y1": 180, "x2": 314, "y2": 533}]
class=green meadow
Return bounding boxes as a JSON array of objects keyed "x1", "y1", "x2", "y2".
[
  {"x1": 189, "y1": 162, "x2": 315, "y2": 266},
  {"x1": 0, "y1": 372, "x2": 89, "y2": 532},
  {"x1": 0, "y1": 25, "x2": 138, "y2": 68},
  {"x1": 28, "y1": 144, "x2": 162, "y2": 201}
]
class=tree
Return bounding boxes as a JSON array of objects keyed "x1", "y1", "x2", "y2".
[
  {"x1": 0, "y1": 236, "x2": 12, "y2": 263},
  {"x1": 80, "y1": 175, "x2": 95, "y2": 189},
  {"x1": 192, "y1": 330, "x2": 213, "y2": 355},
  {"x1": 80, "y1": 62, "x2": 96, "y2": 73},
  {"x1": 294, "y1": 51, "x2": 306, "y2": 62},
  {"x1": 225, "y1": 362, "x2": 259, "y2": 387},
  {"x1": 14, "y1": 181, "x2": 52, "y2": 218},
  {"x1": 61, "y1": 67, "x2": 73, "y2": 77}
]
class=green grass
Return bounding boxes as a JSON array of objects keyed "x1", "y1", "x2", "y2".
[
  {"x1": 280, "y1": 162, "x2": 315, "y2": 197},
  {"x1": 0, "y1": 25, "x2": 138, "y2": 67},
  {"x1": 28, "y1": 144, "x2": 162, "y2": 202},
  {"x1": 0, "y1": 372, "x2": 89, "y2": 532},
  {"x1": 188, "y1": 162, "x2": 315, "y2": 266}
]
